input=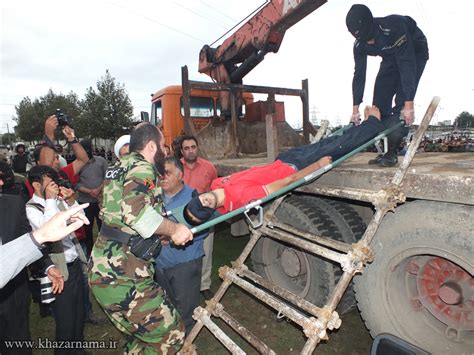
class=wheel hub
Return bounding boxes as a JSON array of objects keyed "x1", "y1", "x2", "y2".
[
  {"x1": 409, "y1": 256, "x2": 474, "y2": 341},
  {"x1": 280, "y1": 248, "x2": 307, "y2": 278}
]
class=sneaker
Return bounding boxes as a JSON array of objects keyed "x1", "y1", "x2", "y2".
[
  {"x1": 368, "y1": 154, "x2": 384, "y2": 165},
  {"x1": 200, "y1": 289, "x2": 214, "y2": 300}
]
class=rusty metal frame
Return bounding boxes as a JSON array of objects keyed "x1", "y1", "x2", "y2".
[
  {"x1": 181, "y1": 65, "x2": 312, "y2": 157},
  {"x1": 183, "y1": 98, "x2": 440, "y2": 353}
]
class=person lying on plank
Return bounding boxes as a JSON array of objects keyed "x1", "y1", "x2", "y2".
[{"x1": 184, "y1": 106, "x2": 382, "y2": 225}]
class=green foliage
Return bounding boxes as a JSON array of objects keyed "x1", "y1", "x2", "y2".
[
  {"x1": 76, "y1": 70, "x2": 134, "y2": 139},
  {"x1": 0, "y1": 133, "x2": 16, "y2": 146},
  {"x1": 454, "y1": 111, "x2": 474, "y2": 128},
  {"x1": 14, "y1": 90, "x2": 81, "y2": 141},
  {"x1": 12, "y1": 70, "x2": 134, "y2": 141}
]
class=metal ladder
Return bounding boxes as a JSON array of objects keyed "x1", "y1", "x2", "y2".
[{"x1": 181, "y1": 98, "x2": 440, "y2": 354}]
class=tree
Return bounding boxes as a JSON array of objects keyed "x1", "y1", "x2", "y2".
[
  {"x1": 0, "y1": 133, "x2": 16, "y2": 146},
  {"x1": 77, "y1": 70, "x2": 134, "y2": 139},
  {"x1": 14, "y1": 90, "x2": 81, "y2": 141},
  {"x1": 454, "y1": 111, "x2": 474, "y2": 128}
]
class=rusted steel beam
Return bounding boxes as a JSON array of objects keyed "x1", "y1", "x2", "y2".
[
  {"x1": 263, "y1": 196, "x2": 287, "y2": 222},
  {"x1": 360, "y1": 208, "x2": 386, "y2": 247},
  {"x1": 300, "y1": 336, "x2": 320, "y2": 355},
  {"x1": 238, "y1": 265, "x2": 331, "y2": 320},
  {"x1": 392, "y1": 96, "x2": 440, "y2": 186},
  {"x1": 181, "y1": 66, "x2": 209, "y2": 160},
  {"x1": 220, "y1": 266, "x2": 323, "y2": 335},
  {"x1": 297, "y1": 185, "x2": 378, "y2": 203},
  {"x1": 192, "y1": 307, "x2": 246, "y2": 355},
  {"x1": 183, "y1": 278, "x2": 233, "y2": 348},
  {"x1": 326, "y1": 271, "x2": 355, "y2": 312},
  {"x1": 228, "y1": 91, "x2": 239, "y2": 157},
  {"x1": 213, "y1": 303, "x2": 275, "y2": 355},
  {"x1": 265, "y1": 93, "x2": 279, "y2": 162},
  {"x1": 302, "y1": 79, "x2": 310, "y2": 143},
  {"x1": 182, "y1": 311, "x2": 206, "y2": 351},
  {"x1": 270, "y1": 221, "x2": 352, "y2": 253},
  {"x1": 312, "y1": 119, "x2": 329, "y2": 143},
  {"x1": 233, "y1": 231, "x2": 262, "y2": 268},
  {"x1": 188, "y1": 80, "x2": 306, "y2": 97},
  {"x1": 260, "y1": 226, "x2": 349, "y2": 266}
]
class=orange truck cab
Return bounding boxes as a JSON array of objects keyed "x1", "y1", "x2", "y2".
[{"x1": 150, "y1": 85, "x2": 255, "y2": 146}]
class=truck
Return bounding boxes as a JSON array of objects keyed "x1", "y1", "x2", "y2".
[{"x1": 147, "y1": 1, "x2": 474, "y2": 353}]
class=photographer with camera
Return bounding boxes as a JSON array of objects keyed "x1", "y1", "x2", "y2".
[
  {"x1": 1, "y1": 164, "x2": 57, "y2": 355},
  {"x1": 39, "y1": 112, "x2": 89, "y2": 185},
  {"x1": 26, "y1": 165, "x2": 88, "y2": 354}
]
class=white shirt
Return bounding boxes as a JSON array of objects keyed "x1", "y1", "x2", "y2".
[
  {"x1": 0, "y1": 233, "x2": 43, "y2": 288},
  {"x1": 58, "y1": 155, "x2": 68, "y2": 168},
  {"x1": 26, "y1": 194, "x2": 79, "y2": 263}
]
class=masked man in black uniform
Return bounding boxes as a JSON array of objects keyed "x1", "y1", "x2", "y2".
[{"x1": 346, "y1": 4, "x2": 429, "y2": 166}]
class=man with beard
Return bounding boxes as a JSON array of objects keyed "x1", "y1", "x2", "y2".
[
  {"x1": 180, "y1": 136, "x2": 217, "y2": 300},
  {"x1": 89, "y1": 123, "x2": 193, "y2": 354}
]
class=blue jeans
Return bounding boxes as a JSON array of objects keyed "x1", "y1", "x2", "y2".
[{"x1": 277, "y1": 115, "x2": 386, "y2": 170}]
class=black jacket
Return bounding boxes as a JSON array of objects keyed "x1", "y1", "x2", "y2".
[
  {"x1": 0, "y1": 194, "x2": 53, "y2": 297},
  {"x1": 352, "y1": 15, "x2": 429, "y2": 105},
  {"x1": 12, "y1": 154, "x2": 29, "y2": 174}
]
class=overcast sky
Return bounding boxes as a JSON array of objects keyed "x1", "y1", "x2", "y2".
[{"x1": 1, "y1": 0, "x2": 474, "y2": 134}]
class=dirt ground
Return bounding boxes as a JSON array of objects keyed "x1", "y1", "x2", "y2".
[{"x1": 29, "y1": 224, "x2": 373, "y2": 354}]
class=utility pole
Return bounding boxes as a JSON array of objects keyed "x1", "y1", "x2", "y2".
[{"x1": 6, "y1": 123, "x2": 12, "y2": 147}]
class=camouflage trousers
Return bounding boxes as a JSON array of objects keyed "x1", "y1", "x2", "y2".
[{"x1": 88, "y1": 235, "x2": 185, "y2": 354}]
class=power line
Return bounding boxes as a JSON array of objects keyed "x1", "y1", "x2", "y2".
[
  {"x1": 199, "y1": 0, "x2": 237, "y2": 23},
  {"x1": 209, "y1": 1, "x2": 269, "y2": 47},
  {"x1": 172, "y1": 1, "x2": 229, "y2": 31},
  {"x1": 104, "y1": 0, "x2": 205, "y2": 43}
]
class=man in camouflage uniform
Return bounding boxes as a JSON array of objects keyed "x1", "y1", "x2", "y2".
[{"x1": 89, "y1": 123, "x2": 193, "y2": 354}]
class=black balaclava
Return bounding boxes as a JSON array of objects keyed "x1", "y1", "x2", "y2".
[
  {"x1": 184, "y1": 196, "x2": 215, "y2": 226},
  {"x1": 346, "y1": 4, "x2": 374, "y2": 41}
]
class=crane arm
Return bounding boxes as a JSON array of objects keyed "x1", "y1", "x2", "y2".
[{"x1": 198, "y1": 0, "x2": 327, "y2": 85}]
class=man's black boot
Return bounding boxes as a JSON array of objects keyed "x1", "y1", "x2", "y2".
[
  {"x1": 376, "y1": 152, "x2": 398, "y2": 167},
  {"x1": 376, "y1": 136, "x2": 401, "y2": 167},
  {"x1": 368, "y1": 154, "x2": 384, "y2": 165}
]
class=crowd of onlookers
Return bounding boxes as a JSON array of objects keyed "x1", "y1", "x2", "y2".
[
  {"x1": 419, "y1": 134, "x2": 474, "y2": 152},
  {"x1": 0, "y1": 142, "x2": 117, "y2": 171},
  {"x1": 0, "y1": 114, "x2": 217, "y2": 354},
  {"x1": 365, "y1": 133, "x2": 474, "y2": 155}
]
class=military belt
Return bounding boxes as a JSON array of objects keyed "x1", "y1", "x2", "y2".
[
  {"x1": 100, "y1": 224, "x2": 163, "y2": 261},
  {"x1": 100, "y1": 224, "x2": 135, "y2": 245}
]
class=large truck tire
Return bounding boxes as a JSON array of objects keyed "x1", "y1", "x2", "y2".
[
  {"x1": 354, "y1": 201, "x2": 473, "y2": 354},
  {"x1": 251, "y1": 195, "x2": 366, "y2": 314}
]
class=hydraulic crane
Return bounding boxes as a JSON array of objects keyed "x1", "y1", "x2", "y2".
[{"x1": 198, "y1": 0, "x2": 327, "y2": 115}]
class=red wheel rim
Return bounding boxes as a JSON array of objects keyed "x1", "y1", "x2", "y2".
[{"x1": 407, "y1": 256, "x2": 474, "y2": 341}]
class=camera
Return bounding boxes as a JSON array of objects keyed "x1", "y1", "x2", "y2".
[
  {"x1": 55, "y1": 177, "x2": 73, "y2": 190},
  {"x1": 40, "y1": 276, "x2": 55, "y2": 304},
  {"x1": 55, "y1": 109, "x2": 72, "y2": 128}
]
